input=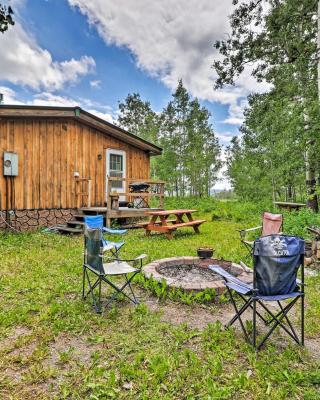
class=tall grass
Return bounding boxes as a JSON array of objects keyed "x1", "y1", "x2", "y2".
[{"x1": 165, "y1": 197, "x2": 320, "y2": 238}]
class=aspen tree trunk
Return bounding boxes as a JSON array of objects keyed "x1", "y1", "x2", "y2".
[
  {"x1": 306, "y1": 139, "x2": 318, "y2": 211},
  {"x1": 311, "y1": 0, "x2": 320, "y2": 211},
  {"x1": 304, "y1": 90, "x2": 317, "y2": 209},
  {"x1": 304, "y1": 0, "x2": 320, "y2": 214},
  {"x1": 318, "y1": 0, "x2": 320, "y2": 99}
]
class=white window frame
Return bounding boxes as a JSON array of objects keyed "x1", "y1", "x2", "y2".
[{"x1": 106, "y1": 149, "x2": 126, "y2": 200}]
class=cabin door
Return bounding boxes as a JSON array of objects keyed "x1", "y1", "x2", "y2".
[{"x1": 106, "y1": 149, "x2": 126, "y2": 202}]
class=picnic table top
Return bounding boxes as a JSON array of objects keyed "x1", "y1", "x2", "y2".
[
  {"x1": 274, "y1": 201, "x2": 306, "y2": 207},
  {"x1": 145, "y1": 209, "x2": 197, "y2": 216}
]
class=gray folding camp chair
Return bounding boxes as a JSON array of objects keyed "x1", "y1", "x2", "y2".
[
  {"x1": 83, "y1": 226, "x2": 146, "y2": 313},
  {"x1": 209, "y1": 235, "x2": 305, "y2": 350}
]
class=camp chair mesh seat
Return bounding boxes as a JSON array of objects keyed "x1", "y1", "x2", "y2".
[
  {"x1": 209, "y1": 235, "x2": 305, "y2": 350},
  {"x1": 84, "y1": 215, "x2": 127, "y2": 259},
  {"x1": 82, "y1": 226, "x2": 146, "y2": 313},
  {"x1": 239, "y1": 212, "x2": 283, "y2": 260}
]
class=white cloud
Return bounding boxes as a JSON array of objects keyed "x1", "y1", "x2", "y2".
[
  {"x1": 216, "y1": 131, "x2": 237, "y2": 146},
  {"x1": 0, "y1": 23, "x2": 95, "y2": 91},
  {"x1": 68, "y1": 0, "x2": 269, "y2": 125},
  {"x1": 90, "y1": 80, "x2": 101, "y2": 89},
  {"x1": 223, "y1": 99, "x2": 248, "y2": 125},
  {"x1": 32, "y1": 92, "x2": 80, "y2": 107},
  {"x1": 0, "y1": 86, "x2": 22, "y2": 104},
  {"x1": 87, "y1": 109, "x2": 115, "y2": 124},
  {"x1": 0, "y1": 86, "x2": 115, "y2": 123}
]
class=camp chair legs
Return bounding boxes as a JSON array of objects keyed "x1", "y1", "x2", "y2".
[
  {"x1": 225, "y1": 286, "x2": 304, "y2": 350},
  {"x1": 82, "y1": 267, "x2": 104, "y2": 313},
  {"x1": 82, "y1": 266, "x2": 140, "y2": 313},
  {"x1": 104, "y1": 272, "x2": 140, "y2": 307},
  {"x1": 243, "y1": 243, "x2": 254, "y2": 263}
]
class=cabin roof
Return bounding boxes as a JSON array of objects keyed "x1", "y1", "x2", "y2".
[{"x1": 0, "y1": 105, "x2": 162, "y2": 155}]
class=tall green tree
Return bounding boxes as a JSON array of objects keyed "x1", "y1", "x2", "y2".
[
  {"x1": 158, "y1": 81, "x2": 221, "y2": 196},
  {"x1": 226, "y1": 90, "x2": 307, "y2": 201},
  {"x1": 184, "y1": 99, "x2": 221, "y2": 196},
  {"x1": 117, "y1": 93, "x2": 160, "y2": 144},
  {"x1": 117, "y1": 93, "x2": 161, "y2": 177},
  {"x1": 118, "y1": 81, "x2": 221, "y2": 197},
  {"x1": 157, "y1": 101, "x2": 181, "y2": 195},
  {"x1": 214, "y1": 0, "x2": 320, "y2": 208}
]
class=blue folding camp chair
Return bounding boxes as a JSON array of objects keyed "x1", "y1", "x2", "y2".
[
  {"x1": 82, "y1": 226, "x2": 146, "y2": 313},
  {"x1": 84, "y1": 215, "x2": 127, "y2": 259},
  {"x1": 209, "y1": 235, "x2": 305, "y2": 350}
]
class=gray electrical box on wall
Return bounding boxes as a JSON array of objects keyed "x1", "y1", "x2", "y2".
[{"x1": 3, "y1": 152, "x2": 18, "y2": 176}]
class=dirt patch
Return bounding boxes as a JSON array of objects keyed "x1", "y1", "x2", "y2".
[
  {"x1": 305, "y1": 337, "x2": 320, "y2": 359},
  {"x1": 145, "y1": 297, "x2": 236, "y2": 329},
  {"x1": 144, "y1": 296, "x2": 312, "y2": 353},
  {"x1": 9, "y1": 339, "x2": 38, "y2": 359},
  {"x1": 44, "y1": 333, "x2": 97, "y2": 368},
  {"x1": 0, "y1": 326, "x2": 32, "y2": 353},
  {"x1": 38, "y1": 333, "x2": 101, "y2": 397}
]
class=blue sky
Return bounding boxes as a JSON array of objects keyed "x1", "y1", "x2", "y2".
[{"x1": 0, "y1": 0, "x2": 266, "y2": 189}]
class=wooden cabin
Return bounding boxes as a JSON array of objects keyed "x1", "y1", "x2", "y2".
[{"x1": 0, "y1": 105, "x2": 163, "y2": 231}]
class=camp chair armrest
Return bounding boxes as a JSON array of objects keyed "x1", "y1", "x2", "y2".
[
  {"x1": 117, "y1": 254, "x2": 147, "y2": 262},
  {"x1": 238, "y1": 226, "x2": 262, "y2": 233},
  {"x1": 101, "y1": 243, "x2": 116, "y2": 254},
  {"x1": 115, "y1": 254, "x2": 147, "y2": 268},
  {"x1": 238, "y1": 225, "x2": 262, "y2": 240},
  {"x1": 103, "y1": 227, "x2": 128, "y2": 235}
]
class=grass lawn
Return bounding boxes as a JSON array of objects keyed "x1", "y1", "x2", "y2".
[{"x1": 1, "y1": 211, "x2": 320, "y2": 399}]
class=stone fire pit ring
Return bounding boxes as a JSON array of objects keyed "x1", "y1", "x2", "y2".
[{"x1": 143, "y1": 256, "x2": 252, "y2": 295}]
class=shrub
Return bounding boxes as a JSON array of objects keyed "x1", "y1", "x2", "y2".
[
  {"x1": 210, "y1": 200, "x2": 274, "y2": 223},
  {"x1": 284, "y1": 208, "x2": 320, "y2": 238}
]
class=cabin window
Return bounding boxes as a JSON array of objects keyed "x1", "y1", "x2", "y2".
[
  {"x1": 109, "y1": 154, "x2": 123, "y2": 189},
  {"x1": 106, "y1": 149, "x2": 126, "y2": 194}
]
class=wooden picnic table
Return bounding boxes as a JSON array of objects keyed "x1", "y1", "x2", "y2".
[
  {"x1": 274, "y1": 201, "x2": 306, "y2": 212},
  {"x1": 143, "y1": 209, "x2": 206, "y2": 240}
]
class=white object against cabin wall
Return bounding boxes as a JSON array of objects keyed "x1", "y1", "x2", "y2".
[{"x1": 3, "y1": 152, "x2": 18, "y2": 176}]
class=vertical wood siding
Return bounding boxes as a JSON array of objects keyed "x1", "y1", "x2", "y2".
[{"x1": 0, "y1": 118, "x2": 151, "y2": 210}]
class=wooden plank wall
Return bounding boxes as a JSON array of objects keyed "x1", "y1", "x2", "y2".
[{"x1": 0, "y1": 118, "x2": 151, "y2": 210}]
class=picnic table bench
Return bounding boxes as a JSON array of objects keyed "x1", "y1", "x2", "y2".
[{"x1": 143, "y1": 209, "x2": 206, "y2": 239}]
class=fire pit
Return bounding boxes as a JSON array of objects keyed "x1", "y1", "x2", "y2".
[{"x1": 143, "y1": 257, "x2": 252, "y2": 294}]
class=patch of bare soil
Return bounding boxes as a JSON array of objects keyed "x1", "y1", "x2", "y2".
[
  {"x1": 0, "y1": 326, "x2": 35, "y2": 387},
  {"x1": 305, "y1": 337, "x2": 320, "y2": 359},
  {"x1": 144, "y1": 295, "x2": 318, "y2": 354},
  {"x1": 0, "y1": 326, "x2": 32, "y2": 352},
  {"x1": 44, "y1": 333, "x2": 96, "y2": 368},
  {"x1": 38, "y1": 333, "x2": 100, "y2": 397},
  {"x1": 145, "y1": 296, "x2": 236, "y2": 329},
  {"x1": 144, "y1": 291, "x2": 284, "y2": 328}
]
